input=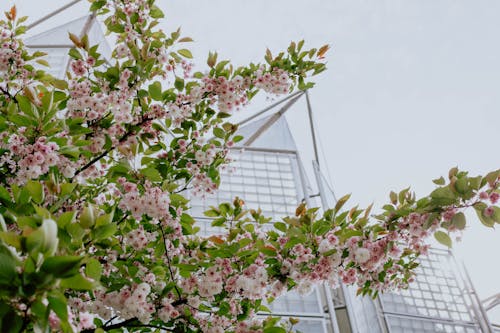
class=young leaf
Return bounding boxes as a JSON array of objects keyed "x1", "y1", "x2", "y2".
[
  {"x1": 434, "y1": 231, "x2": 452, "y2": 248},
  {"x1": 334, "y1": 194, "x2": 351, "y2": 213},
  {"x1": 148, "y1": 81, "x2": 163, "y2": 101},
  {"x1": 451, "y1": 212, "x2": 466, "y2": 230},
  {"x1": 178, "y1": 49, "x2": 193, "y2": 59}
]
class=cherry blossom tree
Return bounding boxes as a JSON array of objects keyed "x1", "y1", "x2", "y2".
[{"x1": 0, "y1": 1, "x2": 499, "y2": 332}]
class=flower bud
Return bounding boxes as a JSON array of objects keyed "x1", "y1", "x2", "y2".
[{"x1": 40, "y1": 218, "x2": 59, "y2": 256}]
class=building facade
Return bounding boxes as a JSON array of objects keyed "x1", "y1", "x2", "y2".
[{"x1": 25, "y1": 9, "x2": 496, "y2": 332}]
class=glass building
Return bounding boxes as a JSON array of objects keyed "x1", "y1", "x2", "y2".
[
  {"x1": 24, "y1": 4, "x2": 498, "y2": 332},
  {"x1": 187, "y1": 92, "x2": 495, "y2": 333}
]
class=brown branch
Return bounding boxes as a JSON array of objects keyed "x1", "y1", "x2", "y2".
[
  {"x1": 81, "y1": 317, "x2": 174, "y2": 332},
  {"x1": 158, "y1": 225, "x2": 183, "y2": 299},
  {"x1": 80, "y1": 318, "x2": 136, "y2": 333},
  {"x1": 0, "y1": 85, "x2": 18, "y2": 104},
  {"x1": 73, "y1": 116, "x2": 152, "y2": 177}
]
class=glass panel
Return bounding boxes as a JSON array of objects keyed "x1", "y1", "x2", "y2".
[
  {"x1": 266, "y1": 289, "x2": 322, "y2": 315},
  {"x1": 189, "y1": 149, "x2": 302, "y2": 221},
  {"x1": 380, "y1": 250, "x2": 482, "y2": 332},
  {"x1": 26, "y1": 16, "x2": 111, "y2": 79},
  {"x1": 294, "y1": 319, "x2": 328, "y2": 333},
  {"x1": 346, "y1": 286, "x2": 382, "y2": 333},
  {"x1": 189, "y1": 148, "x2": 327, "y2": 329},
  {"x1": 386, "y1": 315, "x2": 479, "y2": 333}
]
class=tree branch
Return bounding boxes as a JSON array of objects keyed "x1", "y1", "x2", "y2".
[
  {"x1": 158, "y1": 225, "x2": 183, "y2": 299},
  {"x1": 73, "y1": 116, "x2": 152, "y2": 177},
  {"x1": 81, "y1": 317, "x2": 174, "y2": 332},
  {"x1": 0, "y1": 85, "x2": 18, "y2": 104}
]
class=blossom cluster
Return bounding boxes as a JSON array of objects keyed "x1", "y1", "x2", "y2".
[
  {"x1": 201, "y1": 75, "x2": 250, "y2": 113},
  {"x1": 0, "y1": 24, "x2": 31, "y2": 85},
  {"x1": 117, "y1": 178, "x2": 171, "y2": 220},
  {"x1": 7, "y1": 1, "x2": 493, "y2": 333},
  {"x1": 254, "y1": 67, "x2": 291, "y2": 95},
  {"x1": 0, "y1": 132, "x2": 76, "y2": 183}
]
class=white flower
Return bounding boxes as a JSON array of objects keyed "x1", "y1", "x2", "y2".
[
  {"x1": 354, "y1": 247, "x2": 371, "y2": 264},
  {"x1": 297, "y1": 280, "x2": 313, "y2": 296},
  {"x1": 62, "y1": 165, "x2": 75, "y2": 178},
  {"x1": 318, "y1": 239, "x2": 332, "y2": 254}
]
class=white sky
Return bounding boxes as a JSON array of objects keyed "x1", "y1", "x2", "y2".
[{"x1": 4, "y1": 0, "x2": 500, "y2": 324}]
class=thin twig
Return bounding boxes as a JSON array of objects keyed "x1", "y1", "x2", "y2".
[
  {"x1": 73, "y1": 116, "x2": 152, "y2": 177},
  {"x1": 158, "y1": 225, "x2": 183, "y2": 299}
]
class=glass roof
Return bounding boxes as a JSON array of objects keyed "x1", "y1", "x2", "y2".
[{"x1": 25, "y1": 15, "x2": 110, "y2": 79}]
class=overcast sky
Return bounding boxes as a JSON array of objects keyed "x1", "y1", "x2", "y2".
[{"x1": 4, "y1": 0, "x2": 500, "y2": 323}]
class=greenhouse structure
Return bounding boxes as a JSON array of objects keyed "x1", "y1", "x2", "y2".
[
  {"x1": 23, "y1": 2, "x2": 500, "y2": 332},
  {"x1": 187, "y1": 93, "x2": 496, "y2": 333}
]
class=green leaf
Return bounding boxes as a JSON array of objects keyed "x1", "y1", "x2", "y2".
[
  {"x1": 148, "y1": 81, "x2": 163, "y2": 101},
  {"x1": 0, "y1": 252, "x2": 17, "y2": 286},
  {"x1": 0, "y1": 185, "x2": 11, "y2": 202},
  {"x1": 96, "y1": 211, "x2": 114, "y2": 227},
  {"x1": 175, "y1": 263, "x2": 198, "y2": 278},
  {"x1": 60, "y1": 274, "x2": 94, "y2": 290},
  {"x1": 51, "y1": 79, "x2": 68, "y2": 90},
  {"x1": 33, "y1": 205, "x2": 51, "y2": 218},
  {"x1": 334, "y1": 194, "x2": 351, "y2": 212},
  {"x1": 204, "y1": 209, "x2": 219, "y2": 217},
  {"x1": 430, "y1": 186, "x2": 456, "y2": 206},
  {"x1": 259, "y1": 305, "x2": 272, "y2": 313},
  {"x1": 66, "y1": 222, "x2": 85, "y2": 242},
  {"x1": 274, "y1": 222, "x2": 287, "y2": 232},
  {"x1": 8, "y1": 114, "x2": 31, "y2": 126},
  {"x1": 469, "y1": 176, "x2": 482, "y2": 190},
  {"x1": 0, "y1": 232, "x2": 21, "y2": 250},
  {"x1": 432, "y1": 176, "x2": 445, "y2": 185},
  {"x1": 474, "y1": 203, "x2": 495, "y2": 227},
  {"x1": 92, "y1": 224, "x2": 117, "y2": 241},
  {"x1": 149, "y1": 5, "x2": 164, "y2": 18},
  {"x1": 434, "y1": 231, "x2": 452, "y2": 248},
  {"x1": 493, "y1": 207, "x2": 500, "y2": 224},
  {"x1": 57, "y1": 211, "x2": 76, "y2": 228},
  {"x1": 48, "y1": 292, "x2": 68, "y2": 322},
  {"x1": 90, "y1": 0, "x2": 106, "y2": 11},
  {"x1": 41, "y1": 256, "x2": 82, "y2": 278},
  {"x1": 170, "y1": 193, "x2": 189, "y2": 206},
  {"x1": 142, "y1": 167, "x2": 162, "y2": 182},
  {"x1": 80, "y1": 205, "x2": 95, "y2": 228},
  {"x1": 454, "y1": 177, "x2": 469, "y2": 195},
  {"x1": 211, "y1": 217, "x2": 226, "y2": 227},
  {"x1": 484, "y1": 169, "x2": 500, "y2": 186},
  {"x1": 178, "y1": 49, "x2": 193, "y2": 59},
  {"x1": 178, "y1": 37, "x2": 194, "y2": 43},
  {"x1": 68, "y1": 48, "x2": 81, "y2": 60},
  {"x1": 60, "y1": 183, "x2": 77, "y2": 196},
  {"x1": 17, "y1": 95, "x2": 34, "y2": 116},
  {"x1": 174, "y1": 76, "x2": 184, "y2": 91},
  {"x1": 30, "y1": 299, "x2": 48, "y2": 328},
  {"x1": 263, "y1": 328, "x2": 286, "y2": 333},
  {"x1": 85, "y1": 258, "x2": 102, "y2": 281},
  {"x1": 0, "y1": 308, "x2": 22, "y2": 333},
  {"x1": 26, "y1": 228, "x2": 44, "y2": 255},
  {"x1": 339, "y1": 229, "x2": 363, "y2": 242},
  {"x1": 36, "y1": 59, "x2": 50, "y2": 67},
  {"x1": 213, "y1": 127, "x2": 225, "y2": 139},
  {"x1": 233, "y1": 135, "x2": 244, "y2": 143},
  {"x1": 451, "y1": 212, "x2": 466, "y2": 230},
  {"x1": 26, "y1": 180, "x2": 44, "y2": 204}
]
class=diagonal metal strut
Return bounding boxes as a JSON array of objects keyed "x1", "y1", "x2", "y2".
[{"x1": 242, "y1": 93, "x2": 303, "y2": 147}]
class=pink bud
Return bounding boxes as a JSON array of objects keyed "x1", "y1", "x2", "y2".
[{"x1": 484, "y1": 206, "x2": 495, "y2": 218}]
